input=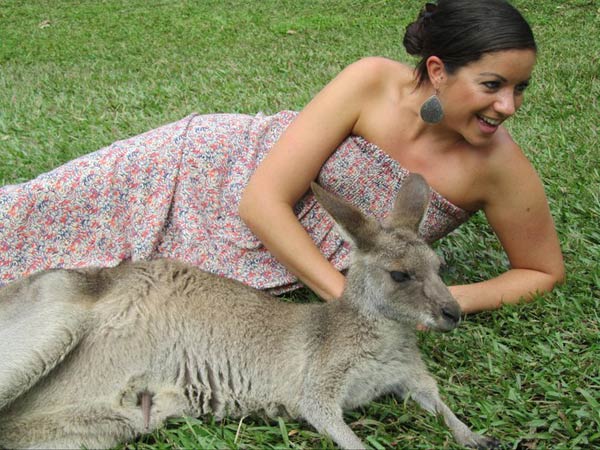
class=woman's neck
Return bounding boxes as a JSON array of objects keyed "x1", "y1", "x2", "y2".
[{"x1": 403, "y1": 81, "x2": 466, "y2": 153}]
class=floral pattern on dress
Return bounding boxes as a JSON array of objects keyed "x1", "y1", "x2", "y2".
[{"x1": 0, "y1": 111, "x2": 473, "y2": 293}]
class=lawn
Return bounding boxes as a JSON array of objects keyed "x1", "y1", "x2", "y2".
[{"x1": 1, "y1": 0, "x2": 598, "y2": 449}]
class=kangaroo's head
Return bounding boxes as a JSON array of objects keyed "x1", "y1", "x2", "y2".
[{"x1": 312, "y1": 174, "x2": 461, "y2": 332}]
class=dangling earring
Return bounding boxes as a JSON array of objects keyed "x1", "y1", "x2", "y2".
[{"x1": 420, "y1": 89, "x2": 444, "y2": 124}]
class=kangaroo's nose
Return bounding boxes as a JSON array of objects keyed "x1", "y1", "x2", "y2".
[{"x1": 441, "y1": 305, "x2": 460, "y2": 324}]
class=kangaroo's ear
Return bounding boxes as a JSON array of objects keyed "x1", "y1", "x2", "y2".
[
  {"x1": 383, "y1": 173, "x2": 431, "y2": 233},
  {"x1": 311, "y1": 182, "x2": 379, "y2": 251}
]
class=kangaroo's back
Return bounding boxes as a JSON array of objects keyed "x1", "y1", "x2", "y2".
[{"x1": 2, "y1": 259, "x2": 312, "y2": 413}]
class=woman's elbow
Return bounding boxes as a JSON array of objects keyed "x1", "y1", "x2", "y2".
[
  {"x1": 238, "y1": 189, "x2": 256, "y2": 227},
  {"x1": 542, "y1": 261, "x2": 566, "y2": 293},
  {"x1": 550, "y1": 263, "x2": 566, "y2": 288},
  {"x1": 238, "y1": 187, "x2": 280, "y2": 229}
]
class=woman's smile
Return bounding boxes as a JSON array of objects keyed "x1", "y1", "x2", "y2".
[
  {"x1": 476, "y1": 114, "x2": 502, "y2": 134},
  {"x1": 439, "y1": 49, "x2": 536, "y2": 145}
]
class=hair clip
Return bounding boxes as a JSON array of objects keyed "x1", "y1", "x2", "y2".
[
  {"x1": 423, "y1": 2, "x2": 437, "y2": 19},
  {"x1": 425, "y1": 2, "x2": 437, "y2": 12}
]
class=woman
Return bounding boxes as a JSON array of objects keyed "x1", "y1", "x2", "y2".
[{"x1": 0, "y1": 0, "x2": 564, "y2": 313}]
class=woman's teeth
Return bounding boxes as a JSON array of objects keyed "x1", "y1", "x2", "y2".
[{"x1": 478, "y1": 115, "x2": 501, "y2": 126}]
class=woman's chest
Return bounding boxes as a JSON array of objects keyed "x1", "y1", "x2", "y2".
[
  {"x1": 355, "y1": 106, "x2": 488, "y2": 212},
  {"x1": 367, "y1": 133, "x2": 488, "y2": 213}
]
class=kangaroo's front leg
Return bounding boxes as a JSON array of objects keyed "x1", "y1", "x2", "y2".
[
  {"x1": 300, "y1": 398, "x2": 366, "y2": 450},
  {"x1": 118, "y1": 375, "x2": 190, "y2": 432},
  {"x1": 397, "y1": 375, "x2": 500, "y2": 449}
]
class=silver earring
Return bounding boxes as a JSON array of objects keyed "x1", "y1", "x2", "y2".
[{"x1": 420, "y1": 91, "x2": 444, "y2": 124}]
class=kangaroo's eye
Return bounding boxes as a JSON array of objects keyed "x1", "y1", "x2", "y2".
[{"x1": 390, "y1": 271, "x2": 411, "y2": 283}]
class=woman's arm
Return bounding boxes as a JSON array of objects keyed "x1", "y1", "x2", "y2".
[
  {"x1": 453, "y1": 140, "x2": 565, "y2": 314},
  {"x1": 239, "y1": 58, "x2": 390, "y2": 300},
  {"x1": 450, "y1": 269, "x2": 562, "y2": 314}
]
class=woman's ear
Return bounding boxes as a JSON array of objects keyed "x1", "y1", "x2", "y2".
[{"x1": 425, "y1": 56, "x2": 446, "y2": 89}]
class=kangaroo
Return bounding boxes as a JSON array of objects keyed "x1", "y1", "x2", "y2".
[{"x1": 0, "y1": 174, "x2": 500, "y2": 449}]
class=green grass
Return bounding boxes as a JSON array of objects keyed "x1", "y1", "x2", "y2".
[{"x1": 1, "y1": 0, "x2": 599, "y2": 449}]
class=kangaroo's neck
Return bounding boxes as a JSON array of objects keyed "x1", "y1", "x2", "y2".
[
  {"x1": 338, "y1": 265, "x2": 380, "y2": 318},
  {"x1": 316, "y1": 289, "x2": 418, "y2": 355}
]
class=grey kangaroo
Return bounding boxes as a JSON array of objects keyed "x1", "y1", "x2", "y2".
[{"x1": 0, "y1": 174, "x2": 500, "y2": 449}]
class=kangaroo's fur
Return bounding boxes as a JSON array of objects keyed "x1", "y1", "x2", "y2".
[{"x1": 0, "y1": 174, "x2": 499, "y2": 449}]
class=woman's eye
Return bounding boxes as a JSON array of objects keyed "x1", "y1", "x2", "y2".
[
  {"x1": 390, "y1": 271, "x2": 411, "y2": 283},
  {"x1": 515, "y1": 82, "x2": 529, "y2": 94},
  {"x1": 483, "y1": 81, "x2": 500, "y2": 90}
]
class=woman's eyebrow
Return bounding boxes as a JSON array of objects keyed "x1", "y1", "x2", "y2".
[{"x1": 478, "y1": 72, "x2": 508, "y2": 82}]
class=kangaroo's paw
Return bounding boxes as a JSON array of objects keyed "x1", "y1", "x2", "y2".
[
  {"x1": 151, "y1": 388, "x2": 189, "y2": 422},
  {"x1": 460, "y1": 432, "x2": 502, "y2": 449},
  {"x1": 117, "y1": 377, "x2": 188, "y2": 433}
]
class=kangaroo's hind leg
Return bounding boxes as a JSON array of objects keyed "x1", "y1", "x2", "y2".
[
  {"x1": 0, "y1": 402, "x2": 140, "y2": 450},
  {"x1": 0, "y1": 268, "x2": 103, "y2": 410},
  {"x1": 0, "y1": 381, "x2": 190, "y2": 450}
]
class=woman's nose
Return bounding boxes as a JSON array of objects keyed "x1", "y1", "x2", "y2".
[{"x1": 495, "y1": 90, "x2": 517, "y2": 116}]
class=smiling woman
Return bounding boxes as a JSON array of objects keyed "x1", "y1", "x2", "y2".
[
  {"x1": 0, "y1": 0, "x2": 564, "y2": 315},
  {"x1": 404, "y1": 0, "x2": 537, "y2": 86},
  {"x1": 430, "y1": 49, "x2": 537, "y2": 146}
]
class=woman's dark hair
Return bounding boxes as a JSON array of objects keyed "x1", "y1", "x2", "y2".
[{"x1": 403, "y1": 0, "x2": 536, "y2": 86}]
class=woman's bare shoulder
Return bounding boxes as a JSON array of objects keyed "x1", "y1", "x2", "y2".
[
  {"x1": 490, "y1": 128, "x2": 533, "y2": 175},
  {"x1": 351, "y1": 56, "x2": 412, "y2": 70},
  {"x1": 341, "y1": 57, "x2": 414, "y2": 86},
  {"x1": 479, "y1": 127, "x2": 543, "y2": 205}
]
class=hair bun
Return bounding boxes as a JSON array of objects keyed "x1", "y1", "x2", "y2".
[
  {"x1": 404, "y1": 0, "x2": 536, "y2": 87},
  {"x1": 403, "y1": 2, "x2": 437, "y2": 56}
]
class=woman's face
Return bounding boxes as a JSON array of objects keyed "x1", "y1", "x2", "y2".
[{"x1": 439, "y1": 49, "x2": 537, "y2": 147}]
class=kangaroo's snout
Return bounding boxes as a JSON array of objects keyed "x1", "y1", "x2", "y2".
[
  {"x1": 427, "y1": 284, "x2": 462, "y2": 332},
  {"x1": 439, "y1": 303, "x2": 461, "y2": 331}
]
